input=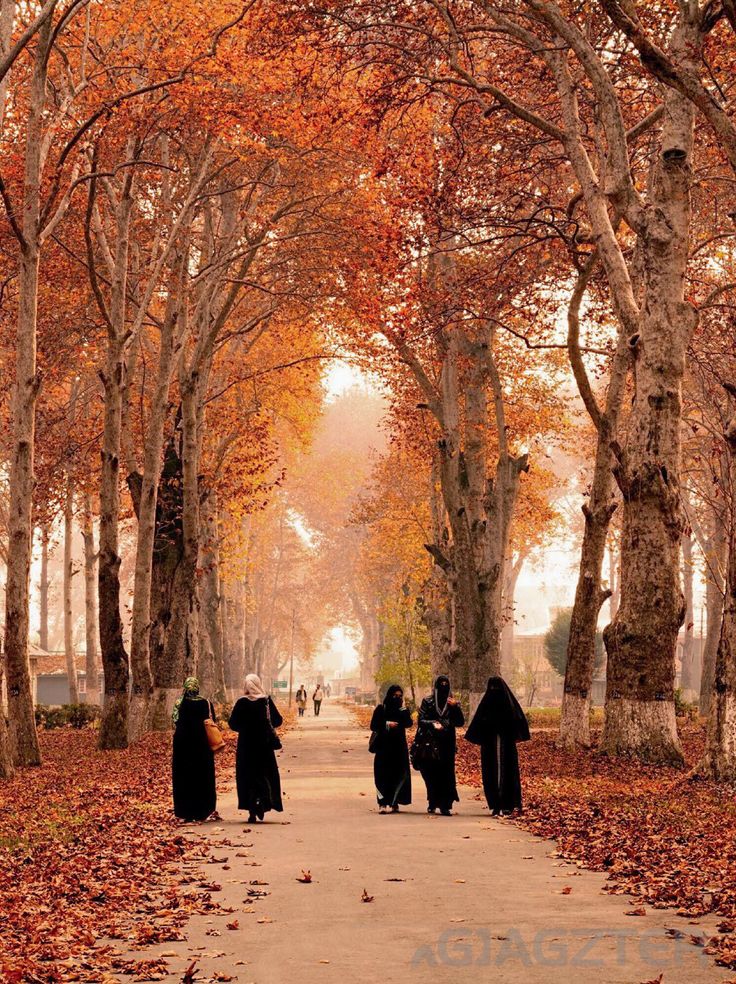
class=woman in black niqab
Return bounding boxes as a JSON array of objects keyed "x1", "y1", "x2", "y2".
[
  {"x1": 465, "y1": 676, "x2": 530, "y2": 815},
  {"x1": 370, "y1": 684, "x2": 413, "y2": 813},
  {"x1": 417, "y1": 675, "x2": 465, "y2": 815}
]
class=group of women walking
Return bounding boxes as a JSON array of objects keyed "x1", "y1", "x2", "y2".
[
  {"x1": 370, "y1": 675, "x2": 529, "y2": 816},
  {"x1": 172, "y1": 673, "x2": 284, "y2": 825},
  {"x1": 171, "y1": 671, "x2": 529, "y2": 825}
]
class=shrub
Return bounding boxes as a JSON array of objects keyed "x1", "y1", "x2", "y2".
[{"x1": 35, "y1": 704, "x2": 101, "y2": 729}]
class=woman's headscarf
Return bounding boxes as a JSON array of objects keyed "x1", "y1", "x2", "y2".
[
  {"x1": 434, "y1": 675, "x2": 451, "y2": 716},
  {"x1": 465, "y1": 676, "x2": 530, "y2": 744},
  {"x1": 382, "y1": 684, "x2": 404, "y2": 721},
  {"x1": 243, "y1": 673, "x2": 267, "y2": 701},
  {"x1": 172, "y1": 676, "x2": 205, "y2": 724}
]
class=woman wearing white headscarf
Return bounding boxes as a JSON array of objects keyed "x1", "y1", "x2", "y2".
[{"x1": 229, "y1": 673, "x2": 284, "y2": 822}]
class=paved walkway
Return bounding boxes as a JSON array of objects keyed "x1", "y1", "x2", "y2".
[{"x1": 124, "y1": 700, "x2": 724, "y2": 983}]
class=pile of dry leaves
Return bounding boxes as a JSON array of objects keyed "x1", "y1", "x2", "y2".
[
  {"x1": 0, "y1": 729, "x2": 237, "y2": 983},
  {"x1": 457, "y1": 724, "x2": 736, "y2": 970}
]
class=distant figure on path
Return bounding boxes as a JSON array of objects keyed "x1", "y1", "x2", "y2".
[
  {"x1": 465, "y1": 676, "x2": 530, "y2": 815},
  {"x1": 313, "y1": 684, "x2": 324, "y2": 716},
  {"x1": 171, "y1": 677, "x2": 218, "y2": 822},
  {"x1": 370, "y1": 684, "x2": 413, "y2": 813},
  {"x1": 417, "y1": 675, "x2": 465, "y2": 816},
  {"x1": 295, "y1": 685, "x2": 307, "y2": 717},
  {"x1": 229, "y1": 673, "x2": 284, "y2": 823},
  {"x1": 325, "y1": 683, "x2": 332, "y2": 698}
]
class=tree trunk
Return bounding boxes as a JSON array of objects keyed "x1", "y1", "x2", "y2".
[
  {"x1": 97, "y1": 344, "x2": 130, "y2": 749},
  {"x1": 501, "y1": 554, "x2": 525, "y2": 680},
  {"x1": 128, "y1": 297, "x2": 179, "y2": 738},
  {"x1": 559, "y1": 436, "x2": 617, "y2": 748},
  {"x1": 700, "y1": 410, "x2": 736, "y2": 780},
  {"x1": 149, "y1": 384, "x2": 200, "y2": 729},
  {"x1": 39, "y1": 521, "x2": 49, "y2": 651},
  {"x1": 422, "y1": 568, "x2": 452, "y2": 679},
  {"x1": 3, "y1": 17, "x2": 51, "y2": 767},
  {"x1": 198, "y1": 491, "x2": 225, "y2": 700},
  {"x1": 81, "y1": 493, "x2": 100, "y2": 705},
  {"x1": 602, "y1": 59, "x2": 696, "y2": 764},
  {"x1": 559, "y1": 253, "x2": 628, "y2": 749},
  {"x1": 96, "y1": 172, "x2": 136, "y2": 750},
  {"x1": 422, "y1": 456, "x2": 452, "y2": 678},
  {"x1": 700, "y1": 510, "x2": 726, "y2": 715},
  {"x1": 63, "y1": 474, "x2": 78, "y2": 705},
  {"x1": 680, "y1": 528, "x2": 696, "y2": 698}
]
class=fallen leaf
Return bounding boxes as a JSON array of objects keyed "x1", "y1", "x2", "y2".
[{"x1": 361, "y1": 889, "x2": 375, "y2": 903}]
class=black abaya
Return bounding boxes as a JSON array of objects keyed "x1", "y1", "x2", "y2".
[
  {"x1": 465, "y1": 676, "x2": 530, "y2": 814},
  {"x1": 229, "y1": 696, "x2": 284, "y2": 817},
  {"x1": 370, "y1": 701, "x2": 413, "y2": 807},
  {"x1": 172, "y1": 698, "x2": 217, "y2": 821},
  {"x1": 417, "y1": 687, "x2": 464, "y2": 812}
]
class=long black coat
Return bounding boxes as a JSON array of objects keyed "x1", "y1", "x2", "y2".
[
  {"x1": 172, "y1": 698, "x2": 217, "y2": 821},
  {"x1": 465, "y1": 677, "x2": 529, "y2": 813},
  {"x1": 229, "y1": 696, "x2": 283, "y2": 817},
  {"x1": 417, "y1": 696, "x2": 465, "y2": 811},
  {"x1": 370, "y1": 704, "x2": 412, "y2": 807}
]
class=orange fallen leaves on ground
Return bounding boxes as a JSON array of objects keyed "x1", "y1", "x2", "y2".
[
  {"x1": 456, "y1": 722, "x2": 736, "y2": 969},
  {"x1": 0, "y1": 730, "x2": 237, "y2": 982}
]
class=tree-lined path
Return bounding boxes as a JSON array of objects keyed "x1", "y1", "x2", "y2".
[{"x1": 119, "y1": 703, "x2": 723, "y2": 983}]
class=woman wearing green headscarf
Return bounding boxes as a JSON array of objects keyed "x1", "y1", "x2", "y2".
[{"x1": 172, "y1": 677, "x2": 218, "y2": 822}]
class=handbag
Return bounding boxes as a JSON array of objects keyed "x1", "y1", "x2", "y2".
[
  {"x1": 265, "y1": 699, "x2": 282, "y2": 751},
  {"x1": 410, "y1": 727, "x2": 439, "y2": 771},
  {"x1": 368, "y1": 729, "x2": 381, "y2": 754},
  {"x1": 204, "y1": 716, "x2": 225, "y2": 753}
]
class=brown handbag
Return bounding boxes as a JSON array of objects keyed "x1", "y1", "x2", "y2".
[{"x1": 204, "y1": 717, "x2": 225, "y2": 753}]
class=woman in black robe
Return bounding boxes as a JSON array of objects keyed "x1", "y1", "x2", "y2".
[
  {"x1": 172, "y1": 676, "x2": 218, "y2": 822},
  {"x1": 370, "y1": 684, "x2": 413, "y2": 813},
  {"x1": 229, "y1": 673, "x2": 284, "y2": 823},
  {"x1": 465, "y1": 676, "x2": 530, "y2": 815},
  {"x1": 417, "y1": 675, "x2": 465, "y2": 815}
]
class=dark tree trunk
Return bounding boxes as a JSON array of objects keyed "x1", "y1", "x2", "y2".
[
  {"x1": 700, "y1": 512, "x2": 726, "y2": 716},
  {"x1": 701, "y1": 409, "x2": 736, "y2": 779},
  {"x1": 39, "y1": 522, "x2": 49, "y2": 652}
]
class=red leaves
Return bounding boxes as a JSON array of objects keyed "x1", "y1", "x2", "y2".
[
  {"x1": 457, "y1": 724, "x2": 736, "y2": 969},
  {"x1": 0, "y1": 730, "x2": 232, "y2": 982},
  {"x1": 296, "y1": 869, "x2": 313, "y2": 883}
]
